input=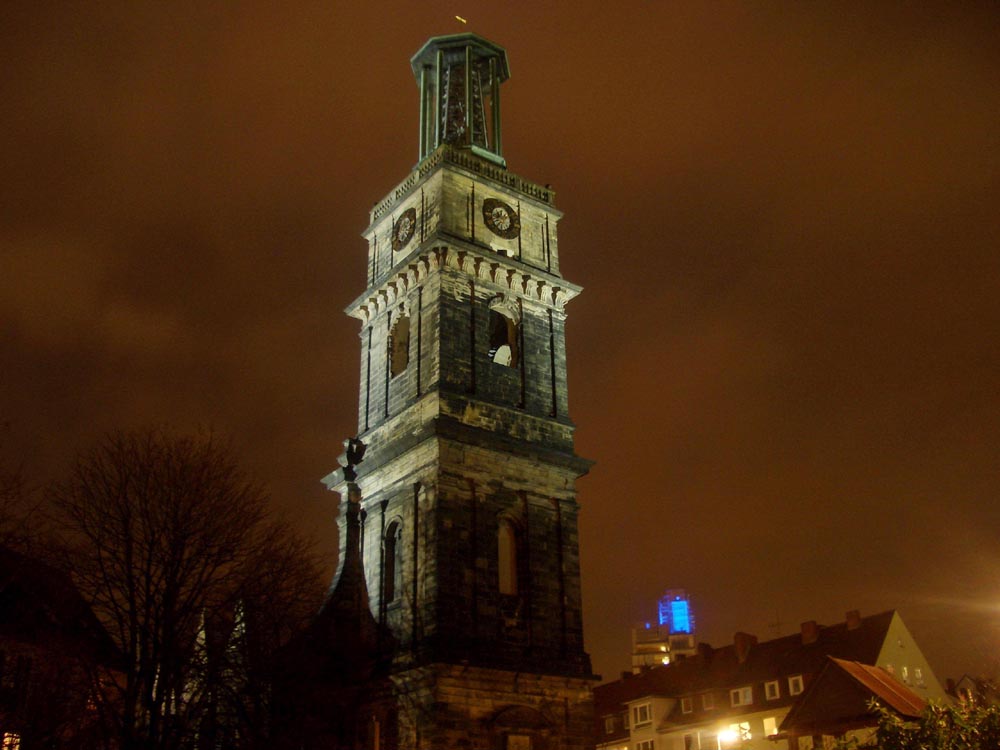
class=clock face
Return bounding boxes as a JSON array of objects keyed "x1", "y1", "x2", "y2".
[
  {"x1": 482, "y1": 198, "x2": 520, "y2": 239},
  {"x1": 392, "y1": 208, "x2": 416, "y2": 252}
]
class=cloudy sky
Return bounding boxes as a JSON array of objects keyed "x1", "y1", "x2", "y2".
[{"x1": 2, "y1": 1, "x2": 998, "y2": 683}]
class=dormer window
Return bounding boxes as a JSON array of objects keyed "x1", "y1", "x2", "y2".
[
  {"x1": 681, "y1": 697, "x2": 693, "y2": 714},
  {"x1": 730, "y1": 687, "x2": 753, "y2": 707},
  {"x1": 632, "y1": 703, "x2": 652, "y2": 727}
]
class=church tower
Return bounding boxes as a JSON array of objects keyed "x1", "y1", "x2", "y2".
[{"x1": 323, "y1": 33, "x2": 595, "y2": 750}]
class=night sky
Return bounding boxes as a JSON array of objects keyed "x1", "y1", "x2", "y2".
[{"x1": 3, "y1": 2, "x2": 999, "y2": 684}]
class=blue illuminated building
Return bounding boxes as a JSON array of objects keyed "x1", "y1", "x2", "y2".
[
  {"x1": 631, "y1": 589, "x2": 697, "y2": 672},
  {"x1": 656, "y1": 591, "x2": 694, "y2": 634}
]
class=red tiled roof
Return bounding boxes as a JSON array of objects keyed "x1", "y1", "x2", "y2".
[
  {"x1": 829, "y1": 658, "x2": 925, "y2": 717},
  {"x1": 777, "y1": 656, "x2": 926, "y2": 737}
]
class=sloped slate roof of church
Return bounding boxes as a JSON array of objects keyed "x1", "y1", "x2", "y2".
[{"x1": 0, "y1": 544, "x2": 118, "y2": 662}]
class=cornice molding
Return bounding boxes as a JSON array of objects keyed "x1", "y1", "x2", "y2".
[{"x1": 345, "y1": 244, "x2": 580, "y2": 325}]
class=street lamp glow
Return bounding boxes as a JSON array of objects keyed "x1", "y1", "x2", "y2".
[{"x1": 717, "y1": 728, "x2": 739, "y2": 745}]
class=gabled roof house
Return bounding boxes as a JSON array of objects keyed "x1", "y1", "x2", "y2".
[{"x1": 594, "y1": 610, "x2": 945, "y2": 750}]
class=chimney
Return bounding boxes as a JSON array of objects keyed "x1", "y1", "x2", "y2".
[
  {"x1": 801, "y1": 620, "x2": 820, "y2": 645},
  {"x1": 697, "y1": 642, "x2": 714, "y2": 661},
  {"x1": 734, "y1": 632, "x2": 758, "y2": 663},
  {"x1": 846, "y1": 610, "x2": 862, "y2": 631}
]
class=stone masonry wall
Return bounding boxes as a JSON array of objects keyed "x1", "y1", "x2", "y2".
[{"x1": 387, "y1": 664, "x2": 595, "y2": 750}]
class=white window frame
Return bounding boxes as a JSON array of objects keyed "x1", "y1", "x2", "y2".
[
  {"x1": 730, "y1": 686, "x2": 753, "y2": 706},
  {"x1": 681, "y1": 696, "x2": 693, "y2": 714},
  {"x1": 637, "y1": 741, "x2": 655, "y2": 750},
  {"x1": 632, "y1": 703, "x2": 652, "y2": 727},
  {"x1": 765, "y1": 680, "x2": 780, "y2": 700},
  {"x1": 788, "y1": 674, "x2": 804, "y2": 696},
  {"x1": 701, "y1": 693, "x2": 715, "y2": 710},
  {"x1": 604, "y1": 717, "x2": 615, "y2": 735}
]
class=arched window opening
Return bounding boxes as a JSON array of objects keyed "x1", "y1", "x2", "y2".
[
  {"x1": 383, "y1": 521, "x2": 402, "y2": 604},
  {"x1": 488, "y1": 309, "x2": 519, "y2": 368},
  {"x1": 389, "y1": 315, "x2": 410, "y2": 377},
  {"x1": 498, "y1": 519, "x2": 519, "y2": 596}
]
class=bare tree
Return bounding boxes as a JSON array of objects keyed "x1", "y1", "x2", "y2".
[
  {"x1": 0, "y1": 430, "x2": 37, "y2": 550},
  {"x1": 197, "y1": 521, "x2": 326, "y2": 749},
  {"x1": 48, "y1": 428, "x2": 324, "y2": 750},
  {"x1": 0, "y1": 458, "x2": 26, "y2": 543}
]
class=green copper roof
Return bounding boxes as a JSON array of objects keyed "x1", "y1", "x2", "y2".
[{"x1": 410, "y1": 33, "x2": 510, "y2": 82}]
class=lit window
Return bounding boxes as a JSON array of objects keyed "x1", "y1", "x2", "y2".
[
  {"x1": 729, "y1": 722, "x2": 751, "y2": 741},
  {"x1": 902, "y1": 666, "x2": 910, "y2": 683},
  {"x1": 788, "y1": 675, "x2": 804, "y2": 696},
  {"x1": 763, "y1": 717, "x2": 778, "y2": 736},
  {"x1": 637, "y1": 741, "x2": 655, "y2": 750},
  {"x1": 765, "y1": 680, "x2": 780, "y2": 700},
  {"x1": 701, "y1": 693, "x2": 714, "y2": 710},
  {"x1": 1, "y1": 734, "x2": 20, "y2": 750},
  {"x1": 389, "y1": 314, "x2": 410, "y2": 377},
  {"x1": 632, "y1": 703, "x2": 652, "y2": 727},
  {"x1": 730, "y1": 686, "x2": 753, "y2": 706},
  {"x1": 681, "y1": 697, "x2": 693, "y2": 714},
  {"x1": 498, "y1": 519, "x2": 519, "y2": 595},
  {"x1": 885, "y1": 664, "x2": 895, "y2": 675},
  {"x1": 915, "y1": 667, "x2": 925, "y2": 687}
]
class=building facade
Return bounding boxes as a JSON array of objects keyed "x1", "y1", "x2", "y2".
[
  {"x1": 595, "y1": 610, "x2": 946, "y2": 750},
  {"x1": 300, "y1": 33, "x2": 596, "y2": 750}
]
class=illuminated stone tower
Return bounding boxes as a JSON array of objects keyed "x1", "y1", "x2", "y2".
[{"x1": 322, "y1": 33, "x2": 595, "y2": 750}]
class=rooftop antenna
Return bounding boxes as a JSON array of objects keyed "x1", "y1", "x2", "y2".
[{"x1": 768, "y1": 612, "x2": 783, "y2": 638}]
